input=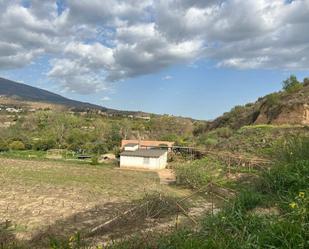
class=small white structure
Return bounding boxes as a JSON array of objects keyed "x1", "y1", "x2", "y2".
[
  {"x1": 123, "y1": 143, "x2": 139, "y2": 151},
  {"x1": 120, "y1": 144, "x2": 167, "y2": 170},
  {"x1": 6, "y1": 107, "x2": 21, "y2": 113}
]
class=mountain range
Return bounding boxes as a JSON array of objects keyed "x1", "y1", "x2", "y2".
[{"x1": 0, "y1": 77, "x2": 111, "y2": 111}]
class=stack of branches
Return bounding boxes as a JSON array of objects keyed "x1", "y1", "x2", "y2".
[{"x1": 88, "y1": 192, "x2": 187, "y2": 236}]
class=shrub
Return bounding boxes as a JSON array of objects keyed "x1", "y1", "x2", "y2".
[
  {"x1": 303, "y1": 77, "x2": 309, "y2": 87},
  {"x1": 197, "y1": 132, "x2": 218, "y2": 146},
  {"x1": 174, "y1": 157, "x2": 223, "y2": 189},
  {"x1": 265, "y1": 92, "x2": 280, "y2": 106},
  {"x1": 8, "y1": 141, "x2": 25, "y2": 150},
  {"x1": 92, "y1": 142, "x2": 108, "y2": 154},
  {"x1": 215, "y1": 127, "x2": 233, "y2": 138},
  {"x1": 204, "y1": 137, "x2": 218, "y2": 146},
  {"x1": 0, "y1": 140, "x2": 9, "y2": 152},
  {"x1": 90, "y1": 155, "x2": 99, "y2": 165},
  {"x1": 33, "y1": 138, "x2": 56, "y2": 151},
  {"x1": 282, "y1": 75, "x2": 303, "y2": 93}
]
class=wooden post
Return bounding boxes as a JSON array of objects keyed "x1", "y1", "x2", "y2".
[
  {"x1": 228, "y1": 157, "x2": 231, "y2": 177},
  {"x1": 210, "y1": 183, "x2": 214, "y2": 216},
  {"x1": 175, "y1": 208, "x2": 179, "y2": 229}
]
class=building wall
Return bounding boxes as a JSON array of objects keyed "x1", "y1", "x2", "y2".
[{"x1": 120, "y1": 153, "x2": 167, "y2": 170}]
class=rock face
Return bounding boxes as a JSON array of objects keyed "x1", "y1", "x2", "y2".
[
  {"x1": 209, "y1": 84, "x2": 309, "y2": 129},
  {"x1": 255, "y1": 103, "x2": 309, "y2": 126},
  {"x1": 273, "y1": 104, "x2": 309, "y2": 125}
]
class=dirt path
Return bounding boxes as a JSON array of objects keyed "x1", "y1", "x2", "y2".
[{"x1": 157, "y1": 169, "x2": 176, "y2": 185}]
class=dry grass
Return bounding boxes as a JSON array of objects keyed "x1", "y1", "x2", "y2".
[{"x1": 0, "y1": 158, "x2": 185, "y2": 244}]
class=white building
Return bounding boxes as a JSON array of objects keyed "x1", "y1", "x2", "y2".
[
  {"x1": 120, "y1": 143, "x2": 167, "y2": 170},
  {"x1": 6, "y1": 107, "x2": 21, "y2": 113}
]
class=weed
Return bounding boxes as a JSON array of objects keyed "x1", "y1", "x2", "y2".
[{"x1": 174, "y1": 157, "x2": 224, "y2": 189}]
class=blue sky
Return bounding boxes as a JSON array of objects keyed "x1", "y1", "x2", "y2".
[
  {"x1": 2, "y1": 58, "x2": 308, "y2": 120},
  {"x1": 0, "y1": 0, "x2": 309, "y2": 120}
]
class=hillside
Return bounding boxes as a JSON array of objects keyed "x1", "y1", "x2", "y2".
[
  {"x1": 0, "y1": 77, "x2": 112, "y2": 112},
  {"x1": 208, "y1": 77, "x2": 309, "y2": 130}
]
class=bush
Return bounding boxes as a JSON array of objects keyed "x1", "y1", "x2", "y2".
[
  {"x1": 303, "y1": 77, "x2": 309, "y2": 87},
  {"x1": 282, "y1": 75, "x2": 303, "y2": 93},
  {"x1": 0, "y1": 140, "x2": 9, "y2": 152},
  {"x1": 174, "y1": 157, "x2": 223, "y2": 189},
  {"x1": 90, "y1": 155, "x2": 99, "y2": 165},
  {"x1": 92, "y1": 142, "x2": 108, "y2": 154},
  {"x1": 204, "y1": 137, "x2": 218, "y2": 146},
  {"x1": 8, "y1": 141, "x2": 25, "y2": 150},
  {"x1": 265, "y1": 92, "x2": 280, "y2": 106},
  {"x1": 197, "y1": 133, "x2": 218, "y2": 146},
  {"x1": 215, "y1": 127, "x2": 233, "y2": 138},
  {"x1": 33, "y1": 138, "x2": 56, "y2": 151}
]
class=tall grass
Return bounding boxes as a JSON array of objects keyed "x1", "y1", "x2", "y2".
[
  {"x1": 262, "y1": 136, "x2": 309, "y2": 196},
  {"x1": 106, "y1": 136, "x2": 309, "y2": 249},
  {"x1": 274, "y1": 135, "x2": 309, "y2": 162},
  {"x1": 174, "y1": 157, "x2": 224, "y2": 189}
]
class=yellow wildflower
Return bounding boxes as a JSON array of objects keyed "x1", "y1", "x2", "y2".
[
  {"x1": 289, "y1": 202, "x2": 298, "y2": 209},
  {"x1": 299, "y1": 192, "x2": 305, "y2": 198}
]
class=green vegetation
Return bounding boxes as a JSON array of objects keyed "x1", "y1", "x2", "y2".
[
  {"x1": 0, "y1": 149, "x2": 47, "y2": 159},
  {"x1": 214, "y1": 125, "x2": 309, "y2": 156},
  {"x1": 8, "y1": 141, "x2": 25, "y2": 150},
  {"x1": 0, "y1": 111, "x2": 195, "y2": 157},
  {"x1": 265, "y1": 92, "x2": 280, "y2": 106},
  {"x1": 103, "y1": 136, "x2": 309, "y2": 249},
  {"x1": 174, "y1": 157, "x2": 224, "y2": 189},
  {"x1": 282, "y1": 74, "x2": 303, "y2": 93}
]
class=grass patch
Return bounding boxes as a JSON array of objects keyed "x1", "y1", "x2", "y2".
[
  {"x1": 174, "y1": 157, "x2": 225, "y2": 189},
  {"x1": 0, "y1": 150, "x2": 47, "y2": 159}
]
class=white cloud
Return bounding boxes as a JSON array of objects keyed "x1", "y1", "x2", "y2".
[
  {"x1": 0, "y1": 0, "x2": 309, "y2": 94},
  {"x1": 162, "y1": 75, "x2": 173, "y2": 80},
  {"x1": 101, "y1": 96, "x2": 111, "y2": 101}
]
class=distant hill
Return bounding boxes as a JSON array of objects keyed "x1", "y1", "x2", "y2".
[
  {"x1": 208, "y1": 77, "x2": 309, "y2": 130},
  {"x1": 0, "y1": 77, "x2": 111, "y2": 111},
  {"x1": 0, "y1": 77, "x2": 196, "y2": 120}
]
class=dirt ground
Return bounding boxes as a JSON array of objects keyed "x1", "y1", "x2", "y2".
[{"x1": 0, "y1": 158, "x2": 191, "y2": 247}]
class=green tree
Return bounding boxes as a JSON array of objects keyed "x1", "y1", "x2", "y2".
[
  {"x1": 303, "y1": 77, "x2": 309, "y2": 87},
  {"x1": 282, "y1": 75, "x2": 303, "y2": 93}
]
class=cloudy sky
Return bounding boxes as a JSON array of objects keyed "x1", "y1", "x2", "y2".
[{"x1": 0, "y1": 0, "x2": 309, "y2": 119}]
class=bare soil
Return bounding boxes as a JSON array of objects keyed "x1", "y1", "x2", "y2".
[{"x1": 0, "y1": 158, "x2": 189, "y2": 247}]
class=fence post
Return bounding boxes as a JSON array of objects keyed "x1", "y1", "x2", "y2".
[{"x1": 175, "y1": 206, "x2": 179, "y2": 229}]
